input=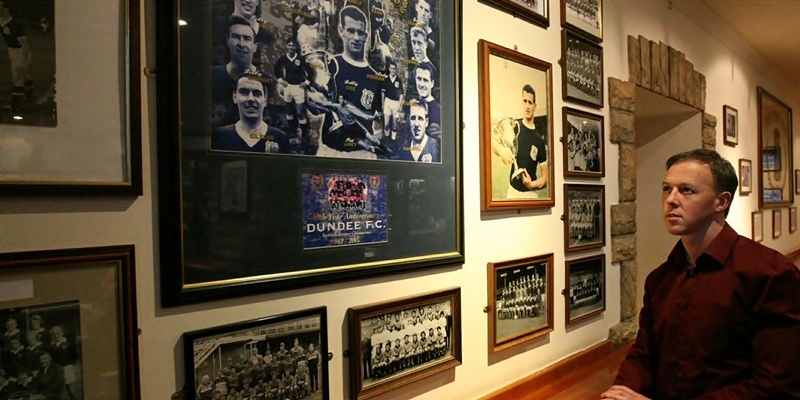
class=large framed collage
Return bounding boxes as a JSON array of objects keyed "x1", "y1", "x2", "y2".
[{"x1": 156, "y1": 1, "x2": 464, "y2": 306}]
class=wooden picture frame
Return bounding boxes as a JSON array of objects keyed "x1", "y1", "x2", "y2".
[
  {"x1": 155, "y1": 1, "x2": 464, "y2": 306},
  {"x1": 752, "y1": 211, "x2": 763, "y2": 242},
  {"x1": 478, "y1": 39, "x2": 555, "y2": 210},
  {"x1": 738, "y1": 159, "x2": 752, "y2": 195},
  {"x1": 0, "y1": 245, "x2": 140, "y2": 399},
  {"x1": 723, "y1": 105, "x2": 738, "y2": 146},
  {"x1": 487, "y1": 254, "x2": 554, "y2": 353},
  {"x1": 562, "y1": 29, "x2": 603, "y2": 108},
  {"x1": 0, "y1": 0, "x2": 142, "y2": 196},
  {"x1": 773, "y1": 209, "x2": 782, "y2": 238},
  {"x1": 347, "y1": 288, "x2": 461, "y2": 400},
  {"x1": 790, "y1": 207, "x2": 797, "y2": 233},
  {"x1": 479, "y1": 0, "x2": 550, "y2": 29},
  {"x1": 183, "y1": 307, "x2": 329, "y2": 400},
  {"x1": 565, "y1": 253, "x2": 605, "y2": 326},
  {"x1": 562, "y1": 107, "x2": 604, "y2": 178},
  {"x1": 795, "y1": 170, "x2": 800, "y2": 194},
  {"x1": 561, "y1": 0, "x2": 603, "y2": 42},
  {"x1": 757, "y1": 87, "x2": 794, "y2": 208},
  {"x1": 564, "y1": 184, "x2": 605, "y2": 252}
]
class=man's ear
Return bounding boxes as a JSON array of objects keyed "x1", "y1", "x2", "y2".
[{"x1": 715, "y1": 191, "x2": 733, "y2": 213}]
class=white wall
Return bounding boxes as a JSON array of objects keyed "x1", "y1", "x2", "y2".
[{"x1": 1, "y1": 1, "x2": 798, "y2": 399}]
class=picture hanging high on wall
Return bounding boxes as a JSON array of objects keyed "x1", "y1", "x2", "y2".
[
  {"x1": 562, "y1": 107, "x2": 604, "y2": 178},
  {"x1": 562, "y1": 29, "x2": 603, "y2": 108},
  {"x1": 561, "y1": 0, "x2": 602, "y2": 42},
  {"x1": 723, "y1": 105, "x2": 738, "y2": 146},
  {"x1": 479, "y1": 0, "x2": 550, "y2": 29}
]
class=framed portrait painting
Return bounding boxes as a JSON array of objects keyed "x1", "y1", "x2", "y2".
[
  {"x1": 738, "y1": 159, "x2": 752, "y2": 195},
  {"x1": 0, "y1": 245, "x2": 140, "y2": 399},
  {"x1": 561, "y1": 0, "x2": 602, "y2": 42},
  {"x1": 479, "y1": 0, "x2": 550, "y2": 29},
  {"x1": 757, "y1": 87, "x2": 794, "y2": 208},
  {"x1": 564, "y1": 184, "x2": 605, "y2": 252},
  {"x1": 752, "y1": 211, "x2": 763, "y2": 242},
  {"x1": 156, "y1": 1, "x2": 464, "y2": 306},
  {"x1": 478, "y1": 39, "x2": 554, "y2": 210},
  {"x1": 487, "y1": 254, "x2": 554, "y2": 353},
  {"x1": 723, "y1": 105, "x2": 738, "y2": 146},
  {"x1": 565, "y1": 253, "x2": 605, "y2": 326},
  {"x1": 562, "y1": 107, "x2": 604, "y2": 178},
  {"x1": 347, "y1": 288, "x2": 461, "y2": 400},
  {"x1": 562, "y1": 30, "x2": 603, "y2": 108}
]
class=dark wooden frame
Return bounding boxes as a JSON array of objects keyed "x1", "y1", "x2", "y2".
[
  {"x1": 561, "y1": 0, "x2": 603, "y2": 42},
  {"x1": 739, "y1": 158, "x2": 752, "y2": 195},
  {"x1": 790, "y1": 207, "x2": 797, "y2": 233},
  {"x1": 773, "y1": 209, "x2": 782, "y2": 239},
  {"x1": 479, "y1": 0, "x2": 550, "y2": 29},
  {"x1": 562, "y1": 107, "x2": 605, "y2": 178},
  {"x1": 182, "y1": 307, "x2": 329, "y2": 400},
  {"x1": 562, "y1": 29, "x2": 604, "y2": 108},
  {"x1": 723, "y1": 105, "x2": 738, "y2": 147},
  {"x1": 0, "y1": 0, "x2": 142, "y2": 196},
  {"x1": 564, "y1": 184, "x2": 606, "y2": 252},
  {"x1": 487, "y1": 254, "x2": 554, "y2": 353},
  {"x1": 757, "y1": 87, "x2": 794, "y2": 208},
  {"x1": 0, "y1": 245, "x2": 140, "y2": 399},
  {"x1": 347, "y1": 288, "x2": 461, "y2": 399},
  {"x1": 478, "y1": 39, "x2": 555, "y2": 210},
  {"x1": 565, "y1": 253, "x2": 605, "y2": 326},
  {"x1": 752, "y1": 211, "x2": 763, "y2": 242}
]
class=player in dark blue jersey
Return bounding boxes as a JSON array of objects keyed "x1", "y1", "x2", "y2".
[
  {"x1": 212, "y1": 74, "x2": 290, "y2": 154},
  {"x1": 399, "y1": 100, "x2": 440, "y2": 163},
  {"x1": 0, "y1": 1, "x2": 33, "y2": 112},
  {"x1": 381, "y1": 59, "x2": 404, "y2": 145},
  {"x1": 369, "y1": 0, "x2": 392, "y2": 71},
  {"x1": 412, "y1": 63, "x2": 441, "y2": 142},
  {"x1": 274, "y1": 38, "x2": 311, "y2": 145},
  {"x1": 413, "y1": 0, "x2": 436, "y2": 50}
]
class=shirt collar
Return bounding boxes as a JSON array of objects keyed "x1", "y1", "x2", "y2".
[{"x1": 666, "y1": 223, "x2": 739, "y2": 269}]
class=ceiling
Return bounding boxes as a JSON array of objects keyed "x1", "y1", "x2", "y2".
[{"x1": 673, "y1": 0, "x2": 800, "y2": 89}]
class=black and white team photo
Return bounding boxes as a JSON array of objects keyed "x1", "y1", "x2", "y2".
[
  {"x1": 567, "y1": 187, "x2": 603, "y2": 248},
  {"x1": 567, "y1": 255, "x2": 604, "y2": 322},
  {"x1": 565, "y1": 112, "x2": 602, "y2": 174},
  {"x1": 564, "y1": 32, "x2": 602, "y2": 107},
  {"x1": 493, "y1": 262, "x2": 549, "y2": 341}
]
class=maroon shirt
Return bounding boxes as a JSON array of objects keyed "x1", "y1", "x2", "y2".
[{"x1": 615, "y1": 223, "x2": 800, "y2": 399}]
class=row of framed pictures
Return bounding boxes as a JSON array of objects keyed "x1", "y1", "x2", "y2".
[
  {"x1": 479, "y1": 0, "x2": 604, "y2": 43},
  {"x1": 752, "y1": 207, "x2": 798, "y2": 242}
]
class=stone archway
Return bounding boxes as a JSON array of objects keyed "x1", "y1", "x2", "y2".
[{"x1": 606, "y1": 35, "x2": 718, "y2": 345}]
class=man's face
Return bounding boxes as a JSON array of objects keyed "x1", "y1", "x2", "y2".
[
  {"x1": 662, "y1": 160, "x2": 724, "y2": 237},
  {"x1": 415, "y1": 0, "x2": 432, "y2": 26},
  {"x1": 233, "y1": 77, "x2": 266, "y2": 121},
  {"x1": 389, "y1": 63, "x2": 397, "y2": 77},
  {"x1": 339, "y1": 16, "x2": 367, "y2": 60},
  {"x1": 411, "y1": 32, "x2": 427, "y2": 62},
  {"x1": 522, "y1": 91, "x2": 536, "y2": 120},
  {"x1": 286, "y1": 41, "x2": 297, "y2": 55},
  {"x1": 415, "y1": 69, "x2": 433, "y2": 99},
  {"x1": 228, "y1": 24, "x2": 256, "y2": 66},
  {"x1": 39, "y1": 353, "x2": 51, "y2": 368},
  {"x1": 409, "y1": 104, "x2": 428, "y2": 142},
  {"x1": 234, "y1": 0, "x2": 259, "y2": 18}
]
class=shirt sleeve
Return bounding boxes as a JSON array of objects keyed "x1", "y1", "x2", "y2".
[{"x1": 613, "y1": 276, "x2": 657, "y2": 396}]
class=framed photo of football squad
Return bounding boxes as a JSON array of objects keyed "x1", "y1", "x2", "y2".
[
  {"x1": 562, "y1": 107, "x2": 604, "y2": 178},
  {"x1": 183, "y1": 307, "x2": 329, "y2": 400},
  {"x1": 487, "y1": 254, "x2": 554, "y2": 353},
  {"x1": 347, "y1": 288, "x2": 461, "y2": 400},
  {"x1": 562, "y1": 29, "x2": 603, "y2": 108},
  {"x1": 565, "y1": 253, "x2": 605, "y2": 326},
  {"x1": 156, "y1": 1, "x2": 464, "y2": 306},
  {"x1": 0, "y1": 245, "x2": 140, "y2": 399},
  {"x1": 564, "y1": 184, "x2": 605, "y2": 252},
  {"x1": 561, "y1": 0, "x2": 603, "y2": 42},
  {"x1": 479, "y1": 0, "x2": 550, "y2": 29},
  {"x1": 478, "y1": 39, "x2": 554, "y2": 211},
  {"x1": 773, "y1": 209, "x2": 782, "y2": 239}
]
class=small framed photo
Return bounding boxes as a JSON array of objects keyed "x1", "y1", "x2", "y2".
[
  {"x1": 561, "y1": 0, "x2": 603, "y2": 42},
  {"x1": 487, "y1": 254, "x2": 554, "y2": 353},
  {"x1": 565, "y1": 254, "x2": 605, "y2": 326},
  {"x1": 183, "y1": 307, "x2": 329, "y2": 400},
  {"x1": 723, "y1": 105, "x2": 738, "y2": 146},
  {"x1": 739, "y1": 159, "x2": 752, "y2": 195},
  {"x1": 480, "y1": 0, "x2": 550, "y2": 29},
  {"x1": 762, "y1": 146, "x2": 781, "y2": 172},
  {"x1": 564, "y1": 184, "x2": 606, "y2": 252},
  {"x1": 220, "y1": 160, "x2": 248, "y2": 213},
  {"x1": 0, "y1": 246, "x2": 140, "y2": 399},
  {"x1": 562, "y1": 30, "x2": 604, "y2": 108},
  {"x1": 347, "y1": 288, "x2": 461, "y2": 400},
  {"x1": 773, "y1": 209, "x2": 782, "y2": 238},
  {"x1": 752, "y1": 211, "x2": 763, "y2": 242},
  {"x1": 562, "y1": 107, "x2": 605, "y2": 178},
  {"x1": 790, "y1": 207, "x2": 797, "y2": 233}
]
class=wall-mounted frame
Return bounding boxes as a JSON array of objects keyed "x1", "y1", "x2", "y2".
[
  {"x1": 561, "y1": 0, "x2": 603, "y2": 42},
  {"x1": 562, "y1": 29, "x2": 603, "y2": 108},
  {"x1": 0, "y1": 0, "x2": 142, "y2": 196},
  {"x1": 0, "y1": 245, "x2": 140, "y2": 399},
  {"x1": 183, "y1": 307, "x2": 329, "y2": 400},
  {"x1": 796, "y1": 170, "x2": 800, "y2": 194},
  {"x1": 565, "y1": 253, "x2": 605, "y2": 326},
  {"x1": 723, "y1": 105, "x2": 738, "y2": 146},
  {"x1": 478, "y1": 39, "x2": 554, "y2": 210},
  {"x1": 479, "y1": 0, "x2": 550, "y2": 29},
  {"x1": 487, "y1": 254, "x2": 554, "y2": 353},
  {"x1": 752, "y1": 211, "x2": 763, "y2": 242},
  {"x1": 757, "y1": 87, "x2": 794, "y2": 208},
  {"x1": 155, "y1": 1, "x2": 464, "y2": 306},
  {"x1": 773, "y1": 209, "x2": 782, "y2": 238},
  {"x1": 562, "y1": 107, "x2": 604, "y2": 178},
  {"x1": 790, "y1": 207, "x2": 797, "y2": 233},
  {"x1": 739, "y1": 159, "x2": 752, "y2": 195},
  {"x1": 564, "y1": 184, "x2": 605, "y2": 252},
  {"x1": 347, "y1": 288, "x2": 461, "y2": 400}
]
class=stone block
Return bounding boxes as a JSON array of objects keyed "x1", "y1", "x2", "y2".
[
  {"x1": 628, "y1": 36, "x2": 640, "y2": 84},
  {"x1": 651, "y1": 40, "x2": 662, "y2": 94},
  {"x1": 609, "y1": 320, "x2": 639, "y2": 347},
  {"x1": 619, "y1": 144, "x2": 636, "y2": 202},
  {"x1": 621, "y1": 260, "x2": 638, "y2": 320},
  {"x1": 640, "y1": 35, "x2": 651, "y2": 89},
  {"x1": 702, "y1": 126, "x2": 716, "y2": 148},
  {"x1": 610, "y1": 109, "x2": 635, "y2": 144},
  {"x1": 609, "y1": 78, "x2": 635, "y2": 112},
  {"x1": 611, "y1": 203, "x2": 636, "y2": 235},
  {"x1": 612, "y1": 234, "x2": 637, "y2": 263},
  {"x1": 669, "y1": 47, "x2": 680, "y2": 100},
  {"x1": 703, "y1": 113, "x2": 717, "y2": 128}
]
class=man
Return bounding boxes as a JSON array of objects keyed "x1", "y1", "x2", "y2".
[
  {"x1": 492, "y1": 84, "x2": 547, "y2": 199},
  {"x1": 399, "y1": 100, "x2": 439, "y2": 163},
  {"x1": 412, "y1": 0, "x2": 436, "y2": 50},
  {"x1": 369, "y1": 0, "x2": 392, "y2": 71},
  {"x1": 33, "y1": 352, "x2": 65, "y2": 400},
  {"x1": 412, "y1": 62, "x2": 440, "y2": 141},
  {"x1": 602, "y1": 149, "x2": 800, "y2": 400},
  {"x1": 380, "y1": 59, "x2": 404, "y2": 142},
  {"x1": 409, "y1": 26, "x2": 431, "y2": 65},
  {"x1": 231, "y1": 0, "x2": 271, "y2": 45},
  {"x1": 211, "y1": 74, "x2": 290, "y2": 153},
  {"x1": 295, "y1": 0, "x2": 321, "y2": 55},
  {"x1": 0, "y1": 1, "x2": 33, "y2": 111},
  {"x1": 274, "y1": 38, "x2": 310, "y2": 144}
]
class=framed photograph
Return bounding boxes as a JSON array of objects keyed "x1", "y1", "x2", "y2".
[
  {"x1": 478, "y1": 39, "x2": 554, "y2": 210},
  {"x1": 562, "y1": 29, "x2": 603, "y2": 108},
  {"x1": 565, "y1": 253, "x2": 605, "y2": 325},
  {"x1": 790, "y1": 207, "x2": 797, "y2": 233},
  {"x1": 561, "y1": 0, "x2": 602, "y2": 42},
  {"x1": 183, "y1": 307, "x2": 328, "y2": 400},
  {"x1": 0, "y1": 245, "x2": 140, "y2": 399},
  {"x1": 723, "y1": 105, "x2": 738, "y2": 146},
  {"x1": 347, "y1": 288, "x2": 461, "y2": 400},
  {"x1": 479, "y1": 0, "x2": 549, "y2": 29},
  {"x1": 487, "y1": 254, "x2": 554, "y2": 353},
  {"x1": 757, "y1": 87, "x2": 794, "y2": 208},
  {"x1": 752, "y1": 211, "x2": 763, "y2": 242},
  {"x1": 796, "y1": 170, "x2": 800, "y2": 195},
  {"x1": 738, "y1": 159, "x2": 752, "y2": 195},
  {"x1": 155, "y1": 1, "x2": 464, "y2": 306},
  {"x1": 773, "y1": 209, "x2": 782, "y2": 238},
  {"x1": 562, "y1": 107, "x2": 604, "y2": 178},
  {"x1": 0, "y1": 0, "x2": 142, "y2": 196},
  {"x1": 564, "y1": 184, "x2": 605, "y2": 252}
]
